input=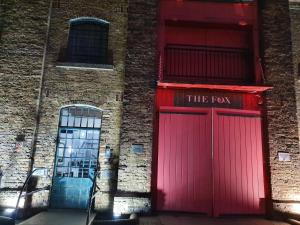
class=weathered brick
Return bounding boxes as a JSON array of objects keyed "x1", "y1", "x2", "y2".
[
  {"x1": 114, "y1": 0, "x2": 157, "y2": 213},
  {"x1": 0, "y1": 0, "x2": 300, "y2": 218},
  {"x1": 0, "y1": 0, "x2": 128, "y2": 213},
  {"x1": 262, "y1": 0, "x2": 300, "y2": 214}
]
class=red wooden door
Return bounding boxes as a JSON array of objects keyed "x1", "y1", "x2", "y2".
[
  {"x1": 156, "y1": 110, "x2": 213, "y2": 214},
  {"x1": 156, "y1": 108, "x2": 265, "y2": 216},
  {"x1": 213, "y1": 109, "x2": 265, "y2": 216}
]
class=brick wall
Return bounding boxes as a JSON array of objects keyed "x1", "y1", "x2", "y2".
[
  {"x1": 115, "y1": 0, "x2": 300, "y2": 216},
  {"x1": 1, "y1": 0, "x2": 300, "y2": 217},
  {"x1": 0, "y1": 0, "x2": 49, "y2": 207},
  {"x1": 31, "y1": 0, "x2": 128, "y2": 211},
  {"x1": 0, "y1": 0, "x2": 128, "y2": 212},
  {"x1": 289, "y1": 0, "x2": 300, "y2": 214},
  {"x1": 114, "y1": 0, "x2": 158, "y2": 214},
  {"x1": 290, "y1": 1, "x2": 300, "y2": 139},
  {"x1": 262, "y1": 0, "x2": 300, "y2": 214}
]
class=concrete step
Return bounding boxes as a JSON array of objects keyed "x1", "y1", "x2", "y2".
[
  {"x1": 92, "y1": 214, "x2": 138, "y2": 225},
  {"x1": 18, "y1": 209, "x2": 93, "y2": 225}
]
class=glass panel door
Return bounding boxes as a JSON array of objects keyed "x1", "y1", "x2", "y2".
[{"x1": 51, "y1": 106, "x2": 102, "y2": 209}]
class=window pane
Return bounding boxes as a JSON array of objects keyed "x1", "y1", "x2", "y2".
[
  {"x1": 61, "y1": 108, "x2": 69, "y2": 116},
  {"x1": 92, "y1": 140, "x2": 99, "y2": 149},
  {"x1": 91, "y1": 150, "x2": 98, "y2": 157},
  {"x1": 76, "y1": 107, "x2": 83, "y2": 116},
  {"x1": 77, "y1": 149, "x2": 85, "y2": 158},
  {"x1": 83, "y1": 169, "x2": 89, "y2": 178},
  {"x1": 85, "y1": 150, "x2": 91, "y2": 158},
  {"x1": 88, "y1": 118, "x2": 94, "y2": 128},
  {"x1": 67, "y1": 22, "x2": 109, "y2": 64},
  {"x1": 73, "y1": 139, "x2": 81, "y2": 149},
  {"x1": 81, "y1": 117, "x2": 88, "y2": 127},
  {"x1": 94, "y1": 118, "x2": 101, "y2": 128},
  {"x1": 80, "y1": 130, "x2": 86, "y2": 139},
  {"x1": 68, "y1": 115, "x2": 75, "y2": 127},
  {"x1": 59, "y1": 139, "x2": 66, "y2": 147},
  {"x1": 75, "y1": 117, "x2": 81, "y2": 127},
  {"x1": 65, "y1": 148, "x2": 72, "y2": 157},
  {"x1": 57, "y1": 148, "x2": 64, "y2": 157},
  {"x1": 61, "y1": 116, "x2": 68, "y2": 126},
  {"x1": 71, "y1": 168, "x2": 79, "y2": 178},
  {"x1": 67, "y1": 129, "x2": 73, "y2": 138},
  {"x1": 60, "y1": 129, "x2": 67, "y2": 138},
  {"x1": 87, "y1": 130, "x2": 93, "y2": 139},
  {"x1": 82, "y1": 108, "x2": 89, "y2": 117},
  {"x1": 93, "y1": 130, "x2": 99, "y2": 139},
  {"x1": 66, "y1": 139, "x2": 72, "y2": 148},
  {"x1": 73, "y1": 129, "x2": 80, "y2": 138},
  {"x1": 56, "y1": 106, "x2": 102, "y2": 180},
  {"x1": 56, "y1": 167, "x2": 63, "y2": 177}
]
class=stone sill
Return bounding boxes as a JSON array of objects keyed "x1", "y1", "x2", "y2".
[{"x1": 55, "y1": 62, "x2": 114, "y2": 71}]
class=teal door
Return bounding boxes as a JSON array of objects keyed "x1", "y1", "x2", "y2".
[{"x1": 51, "y1": 106, "x2": 102, "y2": 209}]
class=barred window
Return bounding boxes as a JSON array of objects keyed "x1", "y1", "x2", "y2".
[{"x1": 67, "y1": 18, "x2": 109, "y2": 64}]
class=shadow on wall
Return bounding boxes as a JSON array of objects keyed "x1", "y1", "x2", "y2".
[
  {"x1": 156, "y1": 189, "x2": 166, "y2": 210},
  {"x1": 96, "y1": 152, "x2": 119, "y2": 213},
  {"x1": 0, "y1": 167, "x2": 3, "y2": 188},
  {"x1": 23, "y1": 176, "x2": 38, "y2": 218}
]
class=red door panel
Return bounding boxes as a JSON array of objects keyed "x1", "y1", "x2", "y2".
[
  {"x1": 213, "y1": 109, "x2": 265, "y2": 216},
  {"x1": 156, "y1": 108, "x2": 266, "y2": 216},
  {"x1": 156, "y1": 111, "x2": 213, "y2": 214}
]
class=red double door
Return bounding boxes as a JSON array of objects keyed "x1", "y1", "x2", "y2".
[{"x1": 156, "y1": 108, "x2": 266, "y2": 216}]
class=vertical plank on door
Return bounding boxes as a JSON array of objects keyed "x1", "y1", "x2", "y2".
[
  {"x1": 156, "y1": 112, "x2": 212, "y2": 214},
  {"x1": 213, "y1": 110, "x2": 265, "y2": 216}
]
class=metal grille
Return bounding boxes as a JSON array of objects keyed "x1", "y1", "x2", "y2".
[
  {"x1": 67, "y1": 22, "x2": 109, "y2": 64},
  {"x1": 163, "y1": 44, "x2": 254, "y2": 84},
  {"x1": 55, "y1": 106, "x2": 102, "y2": 179}
]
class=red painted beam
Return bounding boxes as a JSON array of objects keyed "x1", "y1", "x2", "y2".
[
  {"x1": 157, "y1": 82, "x2": 273, "y2": 93},
  {"x1": 160, "y1": 1, "x2": 256, "y2": 25}
]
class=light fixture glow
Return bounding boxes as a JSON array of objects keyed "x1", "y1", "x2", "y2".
[
  {"x1": 4, "y1": 208, "x2": 15, "y2": 214},
  {"x1": 292, "y1": 203, "x2": 300, "y2": 214},
  {"x1": 113, "y1": 202, "x2": 128, "y2": 217},
  {"x1": 3, "y1": 197, "x2": 25, "y2": 208},
  {"x1": 239, "y1": 21, "x2": 248, "y2": 26},
  {"x1": 113, "y1": 212, "x2": 121, "y2": 218}
]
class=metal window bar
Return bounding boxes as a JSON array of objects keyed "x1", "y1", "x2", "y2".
[
  {"x1": 55, "y1": 106, "x2": 102, "y2": 179},
  {"x1": 163, "y1": 44, "x2": 254, "y2": 84},
  {"x1": 67, "y1": 23, "x2": 109, "y2": 64}
]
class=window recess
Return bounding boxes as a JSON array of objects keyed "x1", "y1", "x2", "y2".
[{"x1": 58, "y1": 18, "x2": 112, "y2": 65}]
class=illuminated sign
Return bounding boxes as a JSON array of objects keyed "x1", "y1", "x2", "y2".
[{"x1": 175, "y1": 90, "x2": 243, "y2": 109}]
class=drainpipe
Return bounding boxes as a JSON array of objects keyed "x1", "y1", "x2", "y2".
[
  {"x1": 28, "y1": 0, "x2": 53, "y2": 189},
  {"x1": 0, "y1": 166, "x2": 3, "y2": 188}
]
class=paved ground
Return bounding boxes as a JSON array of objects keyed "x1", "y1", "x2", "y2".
[
  {"x1": 17, "y1": 209, "x2": 95, "y2": 225},
  {"x1": 139, "y1": 214, "x2": 290, "y2": 225},
  {"x1": 15, "y1": 210, "x2": 290, "y2": 225}
]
